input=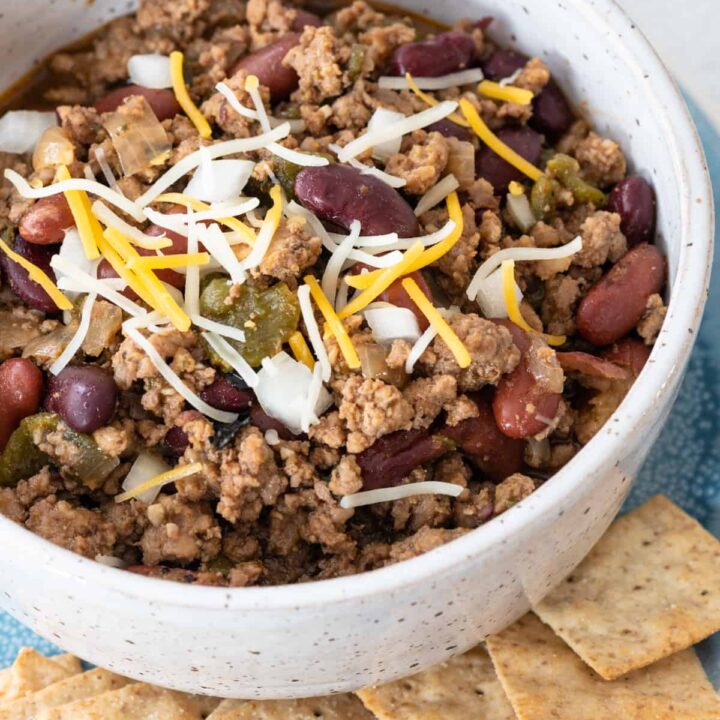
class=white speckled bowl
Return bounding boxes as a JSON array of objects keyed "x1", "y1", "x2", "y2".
[{"x1": 0, "y1": 0, "x2": 713, "y2": 698}]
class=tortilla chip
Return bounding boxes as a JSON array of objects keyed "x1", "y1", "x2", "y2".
[
  {"x1": 47, "y1": 656, "x2": 82, "y2": 677},
  {"x1": 356, "y1": 646, "x2": 515, "y2": 720},
  {"x1": 207, "y1": 694, "x2": 374, "y2": 719},
  {"x1": 533, "y1": 495, "x2": 720, "y2": 679},
  {"x1": 486, "y1": 613, "x2": 720, "y2": 720},
  {"x1": 0, "y1": 649, "x2": 76, "y2": 705},
  {"x1": 38, "y1": 682, "x2": 206, "y2": 720}
]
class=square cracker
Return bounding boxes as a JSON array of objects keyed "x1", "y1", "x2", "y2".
[
  {"x1": 0, "y1": 650, "x2": 77, "y2": 705},
  {"x1": 486, "y1": 613, "x2": 720, "y2": 720},
  {"x1": 533, "y1": 495, "x2": 720, "y2": 679},
  {"x1": 207, "y1": 695, "x2": 374, "y2": 719},
  {"x1": 356, "y1": 646, "x2": 515, "y2": 720}
]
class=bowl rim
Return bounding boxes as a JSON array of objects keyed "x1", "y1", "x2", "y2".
[{"x1": 0, "y1": 0, "x2": 713, "y2": 612}]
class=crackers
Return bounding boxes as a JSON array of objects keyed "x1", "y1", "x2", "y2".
[
  {"x1": 0, "y1": 650, "x2": 80, "y2": 705},
  {"x1": 486, "y1": 613, "x2": 720, "y2": 720},
  {"x1": 534, "y1": 495, "x2": 720, "y2": 679},
  {"x1": 356, "y1": 646, "x2": 515, "y2": 720},
  {"x1": 207, "y1": 695, "x2": 373, "y2": 719}
]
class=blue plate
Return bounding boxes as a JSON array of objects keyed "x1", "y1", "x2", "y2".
[{"x1": 1, "y1": 102, "x2": 718, "y2": 685}]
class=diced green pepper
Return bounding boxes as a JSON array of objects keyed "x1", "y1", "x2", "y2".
[
  {"x1": 530, "y1": 176, "x2": 560, "y2": 220},
  {"x1": 0, "y1": 414, "x2": 53, "y2": 486},
  {"x1": 347, "y1": 44, "x2": 367, "y2": 82},
  {"x1": 546, "y1": 153, "x2": 607, "y2": 207}
]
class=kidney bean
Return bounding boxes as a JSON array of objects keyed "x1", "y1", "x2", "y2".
[
  {"x1": 200, "y1": 375, "x2": 254, "y2": 412},
  {"x1": 163, "y1": 426, "x2": 190, "y2": 458},
  {"x1": 441, "y1": 395, "x2": 523, "y2": 482},
  {"x1": 296, "y1": 165, "x2": 419, "y2": 237},
  {"x1": 292, "y1": 9, "x2": 323, "y2": 30},
  {"x1": 426, "y1": 118, "x2": 472, "y2": 142},
  {"x1": 556, "y1": 351, "x2": 627, "y2": 380},
  {"x1": 0, "y1": 358, "x2": 43, "y2": 452},
  {"x1": 576, "y1": 243, "x2": 666, "y2": 346},
  {"x1": 379, "y1": 270, "x2": 432, "y2": 331},
  {"x1": 529, "y1": 81, "x2": 573, "y2": 138},
  {"x1": 19, "y1": 196, "x2": 74, "y2": 245},
  {"x1": 607, "y1": 176, "x2": 656, "y2": 247},
  {"x1": 250, "y1": 404, "x2": 295, "y2": 440},
  {"x1": 231, "y1": 34, "x2": 301, "y2": 101},
  {"x1": 474, "y1": 16, "x2": 494, "y2": 31},
  {"x1": 95, "y1": 85, "x2": 181, "y2": 121},
  {"x1": 481, "y1": 49, "x2": 528, "y2": 81},
  {"x1": 475, "y1": 126, "x2": 542, "y2": 193},
  {"x1": 358, "y1": 428, "x2": 450, "y2": 491},
  {"x1": 0, "y1": 235, "x2": 61, "y2": 312},
  {"x1": 45, "y1": 365, "x2": 118, "y2": 434},
  {"x1": 601, "y1": 337, "x2": 651, "y2": 377},
  {"x1": 388, "y1": 32, "x2": 475, "y2": 77}
]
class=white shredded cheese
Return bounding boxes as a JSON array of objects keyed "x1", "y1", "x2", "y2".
[
  {"x1": 414, "y1": 174, "x2": 460, "y2": 217},
  {"x1": 120, "y1": 451, "x2": 171, "y2": 505},
  {"x1": 183, "y1": 210, "x2": 200, "y2": 316},
  {"x1": 297, "y1": 284, "x2": 331, "y2": 382},
  {"x1": 201, "y1": 331, "x2": 258, "y2": 389},
  {"x1": 366, "y1": 108, "x2": 405, "y2": 160},
  {"x1": 285, "y1": 201, "x2": 335, "y2": 253},
  {"x1": 92, "y1": 200, "x2": 172, "y2": 250},
  {"x1": 499, "y1": 68, "x2": 523, "y2": 87},
  {"x1": 239, "y1": 195, "x2": 282, "y2": 272},
  {"x1": 190, "y1": 314, "x2": 245, "y2": 342},
  {"x1": 301, "y1": 362, "x2": 324, "y2": 433},
  {"x1": 405, "y1": 324, "x2": 438, "y2": 374},
  {"x1": 94, "y1": 146, "x2": 119, "y2": 190},
  {"x1": 49, "y1": 293, "x2": 97, "y2": 376},
  {"x1": 340, "y1": 481, "x2": 464, "y2": 509},
  {"x1": 322, "y1": 220, "x2": 360, "y2": 306},
  {"x1": 197, "y1": 223, "x2": 246, "y2": 285},
  {"x1": 264, "y1": 429, "x2": 280, "y2": 446},
  {"x1": 334, "y1": 277, "x2": 350, "y2": 313},
  {"x1": 184, "y1": 150, "x2": 254, "y2": 204},
  {"x1": 377, "y1": 68, "x2": 485, "y2": 91},
  {"x1": 328, "y1": 143, "x2": 406, "y2": 188}
]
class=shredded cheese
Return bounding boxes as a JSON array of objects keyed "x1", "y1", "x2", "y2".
[
  {"x1": 414, "y1": 174, "x2": 460, "y2": 217},
  {"x1": 459, "y1": 98, "x2": 543, "y2": 181},
  {"x1": 477, "y1": 80, "x2": 533, "y2": 105},
  {"x1": 196, "y1": 223, "x2": 246, "y2": 285},
  {"x1": 0, "y1": 236, "x2": 72, "y2": 310},
  {"x1": 297, "y1": 284, "x2": 331, "y2": 382},
  {"x1": 169, "y1": 51, "x2": 211, "y2": 138},
  {"x1": 289, "y1": 331, "x2": 315, "y2": 370},
  {"x1": 378, "y1": 69, "x2": 485, "y2": 91},
  {"x1": 94, "y1": 146, "x2": 119, "y2": 190},
  {"x1": 202, "y1": 331, "x2": 259, "y2": 388},
  {"x1": 127, "y1": 252, "x2": 209, "y2": 271},
  {"x1": 190, "y1": 314, "x2": 245, "y2": 342},
  {"x1": 239, "y1": 185, "x2": 283, "y2": 271},
  {"x1": 322, "y1": 219, "x2": 360, "y2": 307},
  {"x1": 304, "y1": 275, "x2": 360, "y2": 370},
  {"x1": 508, "y1": 181, "x2": 525, "y2": 196},
  {"x1": 92, "y1": 200, "x2": 171, "y2": 250},
  {"x1": 184, "y1": 211, "x2": 200, "y2": 316},
  {"x1": 115, "y1": 462, "x2": 203, "y2": 503},
  {"x1": 405, "y1": 324, "x2": 438, "y2": 374},
  {"x1": 49, "y1": 293, "x2": 97, "y2": 376},
  {"x1": 340, "y1": 481, "x2": 463, "y2": 509},
  {"x1": 55, "y1": 165, "x2": 101, "y2": 260},
  {"x1": 500, "y1": 260, "x2": 566, "y2": 346},
  {"x1": 405, "y1": 73, "x2": 470, "y2": 127},
  {"x1": 401, "y1": 277, "x2": 471, "y2": 368}
]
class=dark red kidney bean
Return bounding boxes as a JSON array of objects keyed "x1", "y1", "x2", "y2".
[
  {"x1": 475, "y1": 126, "x2": 542, "y2": 193},
  {"x1": 481, "y1": 49, "x2": 528, "y2": 80},
  {"x1": 292, "y1": 9, "x2": 322, "y2": 30},
  {"x1": 0, "y1": 235, "x2": 61, "y2": 312},
  {"x1": 358, "y1": 428, "x2": 450, "y2": 491},
  {"x1": 607, "y1": 176, "x2": 656, "y2": 247},
  {"x1": 296, "y1": 165, "x2": 419, "y2": 237},
  {"x1": 576, "y1": 243, "x2": 666, "y2": 346},
  {"x1": 388, "y1": 32, "x2": 475, "y2": 77},
  {"x1": 529, "y1": 81, "x2": 573, "y2": 138},
  {"x1": 45, "y1": 365, "x2": 118, "y2": 434},
  {"x1": 95, "y1": 85, "x2": 181, "y2": 121},
  {"x1": 441, "y1": 396, "x2": 523, "y2": 482},
  {"x1": 379, "y1": 270, "x2": 432, "y2": 331},
  {"x1": 231, "y1": 33, "x2": 301, "y2": 101},
  {"x1": 200, "y1": 376, "x2": 254, "y2": 412},
  {"x1": 163, "y1": 426, "x2": 189, "y2": 458},
  {"x1": 0, "y1": 358, "x2": 44, "y2": 452},
  {"x1": 19, "y1": 196, "x2": 74, "y2": 245},
  {"x1": 556, "y1": 351, "x2": 628, "y2": 380},
  {"x1": 601, "y1": 337, "x2": 651, "y2": 377},
  {"x1": 474, "y1": 16, "x2": 494, "y2": 31},
  {"x1": 426, "y1": 118, "x2": 472, "y2": 142},
  {"x1": 249, "y1": 404, "x2": 295, "y2": 440}
]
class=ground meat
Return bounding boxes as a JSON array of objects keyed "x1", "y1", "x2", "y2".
[
  {"x1": 93, "y1": 423, "x2": 133, "y2": 458},
  {"x1": 339, "y1": 376, "x2": 414, "y2": 452},
  {"x1": 444, "y1": 394, "x2": 480, "y2": 426},
  {"x1": 257, "y1": 216, "x2": 322, "y2": 285},
  {"x1": 385, "y1": 131, "x2": 449, "y2": 194},
  {"x1": 542, "y1": 274, "x2": 582, "y2": 336},
  {"x1": 139, "y1": 493, "x2": 221, "y2": 566},
  {"x1": 359, "y1": 22, "x2": 416, "y2": 67},
  {"x1": 387, "y1": 526, "x2": 468, "y2": 564},
  {"x1": 467, "y1": 179, "x2": 498, "y2": 211},
  {"x1": 308, "y1": 410, "x2": 347, "y2": 449},
  {"x1": 493, "y1": 473, "x2": 536, "y2": 514},
  {"x1": 56, "y1": 105, "x2": 106, "y2": 149},
  {"x1": 385, "y1": 339, "x2": 412, "y2": 370},
  {"x1": 575, "y1": 380, "x2": 629, "y2": 445},
  {"x1": 477, "y1": 209, "x2": 503, "y2": 258},
  {"x1": 417, "y1": 313, "x2": 521, "y2": 392},
  {"x1": 391, "y1": 484, "x2": 452, "y2": 533},
  {"x1": 136, "y1": 0, "x2": 211, "y2": 43},
  {"x1": 573, "y1": 211, "x2": 627, "y2": 268},
  {"x1": 403, "y1": 375, "x2": 457, "y2": 429},
  {"x1": 0, "y1": 307, "x2": 45, "y2": 360},
  {"x1": 246, "y1": 0, "x2": 296, "y2": 32},
  {"x1": 330, "y1": 84, "x2": 373, "y2": 130},
  {"x1": 0, "y1": 488, "x2": 25, "y2": 524},
  {"x1": 201, "y1": 72, "x2": 259, "y2": 138},
  {"x1": 574, "y1": 131, "x2": 627, "y2": 186},
  {"x1": 556, "y1": 119, "x2": 590, "y2": 156},
  {"x1": 637, "y1": 293, "x2": 666, "y2": 344},
  {"x1": 334, "y1": 1, "x2": 384, "y2": 32},
  {"x1": 515, "y1": 58, "x2": 551, "y2": 95},
  {"x1": 454, "y1": 484, "x2": 494, "y2": 528},
  {"x1": 329, "y1": 455, "x2": 363, "y2": 496}
]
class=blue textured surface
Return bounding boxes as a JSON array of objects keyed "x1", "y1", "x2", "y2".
[{"x1": 1, "y1": 103, "x2": 718, "y2": 682}]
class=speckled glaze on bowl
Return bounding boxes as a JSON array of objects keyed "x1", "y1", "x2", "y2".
[{"x1": 0, "y1": 0, "x2": 713, "y2": 698}]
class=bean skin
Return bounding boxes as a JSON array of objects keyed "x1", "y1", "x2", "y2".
[
  {"x1": 291, "y1": 9, "x2": 322, "y2": 30},
  {"x1": 576, "y1": 243, "x2": 666, "y2": 346},
  {"x1": 19, "y1": 196, "x2": 74, "y2": 245},
  {"x1": 0, "y1": 234, "x2": 61, "y2": 312},
  {"x1": 481, "y1": 49, "x2": 527, "y2": 80},
  {"x1": 475, "y1": 126, "x2": 542, "y2": 192},
  {"x1": 250, "y1": 404, "x2": 295, "y2": 440},
  {"x1": 601, "y1": 337, "x2": 651, "y2": 377},
  {"x1": 0, "y1": 358, "x2": 44, "y2": 452},
  {"x1": 200, "y1": 376, "x2": 254, "y2": 412},
  {"x1": 529, "y1": 81, "x2": 573, "y2": 138},
  {"x1": 296, "y1": 165, "x2": 419, "y2": 237},
  {"x1": 388, "y1": 32, "x2": 476, "y2": 77},
  {"x1": 231, "y1": 34, "x2": 301, "y2": 101},
  {"x1": 556, "y1": 351, "x2": 628, "y2": 380},
  {"x1": 163, "y1": 427, "x2": 190, "y2": 458},
  {"x1": 95, "y1": 85, "x2": 181, "y2": 121},
  {"x1": 426, "y1": 119, "x2": 473, "y2": 142},
  {"x1": 607, "y1": 176, "x2": 656, "y2": 246}
]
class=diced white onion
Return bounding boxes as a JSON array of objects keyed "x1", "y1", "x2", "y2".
[
  {"x1": 57, "y1": 228, "x2": 97, "y2": 280},
  {"x1": 322, "y1": 220, "x2": 360, "y2": 306},
  {"x1": 377, "y1": 68, "x2": 485, "y2": 91},
  {"x1": 415, "y1": 174, "x2": 460, "y2": 217},
  {"x1": 128, "y1": 54, "x2": 173, "y2": 89},
  {"x1": 191, "y1": 314, "x2": 245, "y2": 342},
  {"x1": 365, "y1": 305, "x2": 421, "y2": 344},
  {"x1": 297, "y1": 284, "x2": 331, "y2": 382},
  {"x1": 506, "y1": 192, "x2": 536, "y2": 233},
  {"x1": 405, "y1": 324, "x2": 437, "y2": 374},
  {"x1": 92, "y1": 200, "x2": 171, "y2": 250},
  {"x1": 184, "y1": 150, "x2": 254, "y2": 203},
  {"x1": 197, "y1": 223, "x2": 246, "y2": 285},
  {"x1": 340, "y1": 481, "x2": 464, "y2": 509},
  {"x1": 83, "y1": 164, "x2": 96, "y2": 181},
  {"x1": 301, "y1": 362, "x2": 325, "y2": 433},
  {"x1": 367, "y1": 108, "x2": 405, "y2": 160},
  {"x1": 474, "y1": 267, "x2": 522, "y2": 319},
  {"x1": 334, "y1": 277, "x2": 349, "y2": 313},
  {"x1": 120, "y1": 451, "x2": 172, "y2": 505},
  {"x1": 264, "y1": 429, "x2": 280, "y2": 445},
  {"x1": 49, "y1": 293, "x2": 97, "y2": 376},
  {"x1": 338, "y1": 101, "x2": 458, "y2": 163},
  {"x1": 466, "y1": 236, "x2": 583, "y2": 300},
  {"x1": 123, "y1": 322, "x2": 238, "y2": 423},
  {"x1": 0, "y1": 111, "x2": 57, "y2": 154},
  {"x1": 201, "y1": 331, "x2": 259, "y2": 389}
]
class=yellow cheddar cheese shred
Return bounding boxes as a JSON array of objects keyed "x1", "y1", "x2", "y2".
[
  {"x1": 289, "y1": 331, "x2": 315, "y2": 370},
  {"x1": 0, "y1": 237, "x2": 72, "y2": 311},
  {"x1": 477, "y1": 80, "x2": 533, "y2": 105},
  {"x1": 127, "y1": 252, "x2": 210, "y2": 271},
  {"x1": 405, "y1": 73, "x2": 470, "y2": 127},
  {"x1": 508, "y1": 181, "x2": 525, "y2": 196},
  {"x1": 459, "y1": 98, "x2": 543, "y2": 182},
  {"x1": 56, "y1": 165, "x2": 101, "y2": 260},
  {"x1": 169, "y1": 51, "x2": 212, "y2": 139},
  {"x1": 115, "y1": 462, "x2": 203, "y2": 503},
  {"x1": 304, "y1": 276, "x2": 360, "y2": 370},
  {"x1": 401, "y1": 277, "x2": 471, "y2": 369}
]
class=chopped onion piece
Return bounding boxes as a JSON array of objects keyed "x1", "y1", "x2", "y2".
[
  {"x1": 414, "y1": 174, "x2": 460, "y2": 217},
  {"x1": 202, "y1": 331, "x2": 259, "y2": 389},
  {"x1": 48, "y1": 293, "x2": 97, "y2": 376},
  {"x1": 119, "y1": 451, "x2": 170, "y2": 505},
  {"x1": 365, "y1": 305, "x2": 421, "y2": 344},
  {"x1": 184, "y1": 150, "x2": 254, "y2": 203},
  {"x1": 322, "y1": 220, "x2": 360, "y2": 306},
  {"x1": 378, "y1": 68, "x2": 485, "y2": 91},
  {"x1": 506, "y1": 192, "x2": 536, "y2": 232},
  {"x1": 405, "y1": 325, "x2": 438, "y2": 374},
  {"x1": 0, "y1": 111, "x2": 57, "y2": 153},
  {"x1": 301, "y1": 362, "x2": 325, "y2": 433},
  {"x1": 367, "y1": 108, "x2": 405, "y2": 160},
  {"x1": 475, "y1": 266, "x2": 522, "y2": 319},
  {"x1": 58, "y1": 228, "x2": 97, "y2": 280},
  {"x1": 265, "y1": 429, "x2": 280, "y2": 445},
  {"x1": 340, "y1": 481, "x2": 464, "y2": 509},
  {"x1": 197, "y1": 223, "x2": 246, "y2": 285},
  {"x1": 128, "y1": 54, "x2": 173, "y2": 89},
  {"x1": 297, "y1": 284, "x2": 331, "y2": 382},
  {"x1": 117, "y1": 459, "x2": 203, "y2": 503},
  {"x1": 33, "y1": 126, "x2": 74, "y2": 172},
  {"x1": 191, "y1": 314, "x2": 245, "y2": 342}
]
